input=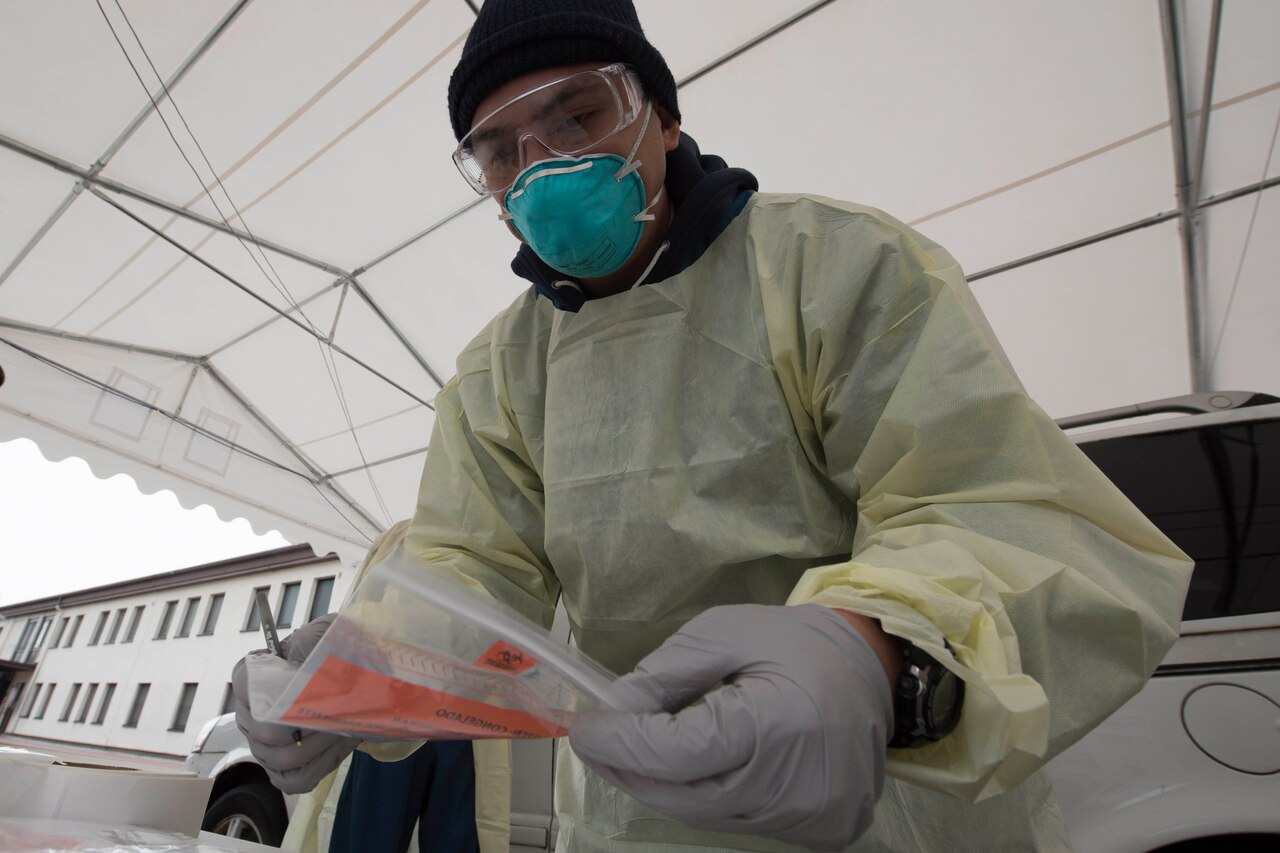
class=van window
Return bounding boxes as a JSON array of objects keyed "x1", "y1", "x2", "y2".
[{"x1": 1081, "y1": 417, "x2": 1279, "y2": 621}]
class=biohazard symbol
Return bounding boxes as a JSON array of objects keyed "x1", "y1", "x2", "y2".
[{"x1": 475, "y1": 640, "x2": 538, "y2": 674}]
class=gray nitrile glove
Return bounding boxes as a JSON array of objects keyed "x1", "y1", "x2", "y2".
[
  {"x1": 231, "y1": 613, "x2": 359, "y2": 794},
  {"x1": 568, "y1": 604, "x2": 894, "y2": 852}
]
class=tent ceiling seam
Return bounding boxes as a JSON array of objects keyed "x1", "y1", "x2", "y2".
[
  {"x1": 150, "y1": 0, "x2": 437, "y2": 234},
  {"x1": 217, "y1": 26, "x2": 469, "y2": 249},
  {"x1": 907, "y1": 78, "x2": 1280, "y2": 231},
  {"x1": 298, "y1": 403, "x2": 423, "y2": 448},
  {"x1": 0, "y1": 0, "x2": 248, "y2": 293}
]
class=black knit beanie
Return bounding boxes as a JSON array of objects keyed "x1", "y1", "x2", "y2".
[{"x1": 448, "y1": 0, "x2": 680, "y2": 141}]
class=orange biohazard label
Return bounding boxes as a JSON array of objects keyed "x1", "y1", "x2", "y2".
[
  {"x1": 279, "y1": 654, "x2": 566, "y2": 740},
  {"x1": 474, "y1": 640, "x2": 537, "y2": 674}
]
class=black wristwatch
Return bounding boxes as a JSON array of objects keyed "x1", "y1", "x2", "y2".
[{"x1": 888, "y1": 640, "x2": 964, "y2": 749}]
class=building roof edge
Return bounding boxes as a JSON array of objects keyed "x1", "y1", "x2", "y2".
[{"x1": 0, "y1": 544, "x2": 339, "y2": 617}]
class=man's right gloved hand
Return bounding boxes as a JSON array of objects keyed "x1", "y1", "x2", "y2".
[{"x1": 230, "y1": 613, "x2": 360, "y2": 794}]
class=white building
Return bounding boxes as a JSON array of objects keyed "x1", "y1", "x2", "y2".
[{"x1": 0, "y1": 544, "x2": 351, "y2": 759}]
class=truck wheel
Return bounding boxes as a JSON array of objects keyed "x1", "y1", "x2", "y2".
[{"x1": 201, "y1": 782, "x2": 288, "y2": 846}]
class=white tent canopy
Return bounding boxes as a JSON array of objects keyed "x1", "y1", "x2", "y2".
[{"x1": 1, "y1": 0, "x2": 1277, "y2": 563}]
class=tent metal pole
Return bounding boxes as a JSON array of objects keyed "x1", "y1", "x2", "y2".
[
  {"x1": 0, "y1": 1, "x2": 250, "y2": 290},
  {"x1": 1160, "y1": 0, "x2": 1207, "y2": 392},
  {"x1": 201, "y1": 363, "x2": 384, "y2": 536},
  {"x1": 968, "y1": 211, "x2": 1181, "y2": 282},
  {"x1": 1188, "y1": 1, "x2": 1223, "y2": 212},
  {"x1": 0, "y1": 185, "x2": 85, "y2": 289},
  {"x1": 321, "y1": 444, "x2": 430, "y2": 482},
  {"x1": 0, "y1": 318, "x2": 202, "y2": 363},
  {"x1": 203, "y1": 286, "x2": 339, "y2": 359},
  {"x1": 89, "y1": 187, "x2": 437, "y2": 408},
  {"x1": 677, "y1": 0, "x2": 840, "y2": 89},
  {"x1": 969, "y1": 169, "x2": 1280, "y2": 284},
  {"x1": 95, "y1": 0, "x2": 252, "y2": 169},
  {"x1": 1200, "y1": 173, "x2": 1280, "y2": 209},
  {"x1": 0, "y1": 133, "x2": 348, "y2": 279},
  {"x1": 351, "y1": 196, "x2": 486, "y2": 276},
  {"x1": 346, "y1": 277, "x2": 446, "y2": 388}
]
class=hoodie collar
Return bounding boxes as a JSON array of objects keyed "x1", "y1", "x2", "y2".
[{"x1": 510, "y1": 133, "x2": 758, "y2": 312}]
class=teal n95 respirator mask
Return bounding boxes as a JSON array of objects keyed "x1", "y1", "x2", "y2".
[{"x1": 500, "y1": 106, "x2": 663, "y2": 279}]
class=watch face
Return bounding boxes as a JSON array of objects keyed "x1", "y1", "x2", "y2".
[{"x1": 931, "y1": 672, "x2": 959, "y2": 719}]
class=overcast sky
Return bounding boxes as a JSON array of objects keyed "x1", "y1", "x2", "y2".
[{"x1": 0, "y1": 437, "x2": 289, "y2": 608}]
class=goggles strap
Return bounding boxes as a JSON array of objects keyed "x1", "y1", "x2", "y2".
[{"x1": 613, "y1": 102, "x2": 653, "y2": 181}]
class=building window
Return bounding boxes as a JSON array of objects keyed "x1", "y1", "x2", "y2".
[
  {"x1": 60, "y1": 684, "x2": 82, "y2": 721},
  {"x1": 7, "y1": 684, "x2": 23, "y2": 718},
  {"x1": 309, "y1": 577, "x2": 336, "y2": 622},
  {"x1": 277, "y1": 582, "x2": 301, "y2": 628},
  {"x1": 93, "y1": 683, "x2": 117, "y2": 725},
  {"x1": 35, "y1": 684, "x2": 55, "y2": 720},
  {"x1": 87, "y1": 611, "x2": 109, "y2": 646},
  {"x1": 29, "y1": 616, "x2": 53, "y2": 662},
  {"x1": 13, "y1": 619, "x2": 36, "y2": 660},
  {"x1": 200, "y1": 594, "x2": 224, "y2": 636},
  {"x1": 104, "y1": 608, "x2": 126, "y2": 645},
  {"x1": 20, "y1": 684, "x2": 42, "y2": 718},
  {"x1": 76, "y1": 683, "x2": 99, "y2": 723},
  {"x1": 220, "y1": 682, "x2": 237, "y2": 716},
  {"x1": 124, "y1": 684, "x2": 150, "y2": 728},
  {"x1": 244, "y1": 586, "x2": 269, "y2": 631},
  {"x1": 175, "y1": 597, "x2": 200, "y2": 639},
  {"x1": 170, "y1": 683, "x2": 198, "y2": 732},
  {"x1": 63, "y1": 614, "x2": 83, "y2": 648},
  {"x1": 13, "y1": 618, "x2": 43, "y2": 662},
  {"x1": 50, "y1": 616, "x2": 69, "y2": 649},
  {"x1": 155, "y1": 600, "x2": 178, "y2": 640},
  {"x1": 123, "y1": 605, "x2": 145, "y2": 643}
]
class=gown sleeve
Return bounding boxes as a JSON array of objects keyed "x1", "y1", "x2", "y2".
[{"x1": 765, "y1": 197, "x2": 1193, "y2": 800}]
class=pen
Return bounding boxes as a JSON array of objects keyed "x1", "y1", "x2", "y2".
[{"x1": 256, "y1": 589, "x2": 304, "y2": 748}]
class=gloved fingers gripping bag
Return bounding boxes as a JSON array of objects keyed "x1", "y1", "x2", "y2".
[{"x1": 258, "y1": 551, "x2": 618, "y2": 741}]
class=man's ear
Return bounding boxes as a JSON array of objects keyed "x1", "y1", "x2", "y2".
[{"x1": 656, "y1": 105, "x2": 681, "y2": 153}]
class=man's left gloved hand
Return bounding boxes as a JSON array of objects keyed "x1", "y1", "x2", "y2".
[
  {"x1": 231, "y1": 614, "x2": 359, "y2": 794},
  {"x1": 569, "y1": 604, "x2": 894, "y2": 852}
]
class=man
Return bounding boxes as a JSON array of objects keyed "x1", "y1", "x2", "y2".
[{"x1": 237, "y1": 1, "x2": 1193, "y2": 850}]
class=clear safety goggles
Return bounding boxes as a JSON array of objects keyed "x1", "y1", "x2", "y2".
[{"x1": 453, "y1": 63, "x2": 647, "y2": 195}]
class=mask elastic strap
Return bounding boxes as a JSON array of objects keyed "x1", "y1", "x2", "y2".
[
  {"x1": 630, "y1": 240, "x2": 670, "y2": 290},
  {"x1": 613, "y1": 103, "x2": 653, "y2": 181},
  {"x1": 633, "y1": 184, "x2": 664, "y2": 223}
]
